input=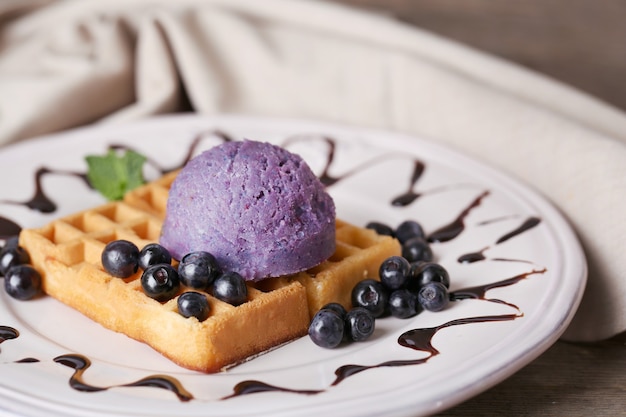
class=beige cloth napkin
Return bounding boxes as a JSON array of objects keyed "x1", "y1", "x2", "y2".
[{"x1": 1, "y1": 0, "x2": 625, "y2": 342}]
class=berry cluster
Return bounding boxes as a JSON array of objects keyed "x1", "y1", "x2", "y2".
[
  {"x1": 101, "y1": 240, "x2": 248, "y2": 322},
  {"x1": 0, "y1": 237, "x2": 42, "y2": 301},
  {"x1": 367, "y1": 220, "x2": 433, "y2": 263},
  {"x1": 308, "y1": 303, "x2": 375, "y2": 349},
  {"x1": 308, "y1": 219, "x2": 451, "y2": 349},
  {"x1": 357, "y1": 256, "x2": 450, "y2": 318}
]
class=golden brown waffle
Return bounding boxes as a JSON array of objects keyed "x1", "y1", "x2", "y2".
[{"x1": 19, "y1": 173, "x2": 400, "y2": 373}]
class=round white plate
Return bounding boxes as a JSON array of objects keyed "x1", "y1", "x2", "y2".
[{"x1": 0, "y1": 115, "x2": 586, "y2": 417}]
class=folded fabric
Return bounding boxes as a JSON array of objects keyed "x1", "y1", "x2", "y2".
[{"x1": 0, "y1": 0, "x2": 624, "y2": 342}]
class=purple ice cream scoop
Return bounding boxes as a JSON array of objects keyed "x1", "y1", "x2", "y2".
[{"x1": 159, "y1": 139, "x2": 336, "y2": 281}]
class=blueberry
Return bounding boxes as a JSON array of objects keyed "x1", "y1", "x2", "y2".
[
  {"x1": 101, "y1": 240, "x2": 139, "y2": 278},
  {"x1": 351, "y1": 279, "x2": 388, "y2": 318},
  {"x1": 379, "y1": 256, "x2": 411, "y2": 290},
  {"x1": 138, "y1": 243, "x2": 171, "y2": 270},
  {"x1": 0, "y1": 245, "x2": 30, "y2": 276},
  {"x1": 402, "y1": 236, "x2": 434, "y2": 263},
  {"x1": 141, "y1": 263, "x2": 180, "y2": 302},
  {"x1": 345, "y1": 307, "x2": 375, "y2": 342},
  {"x1": 178, "y1": 251, "x2": 221, "y2": 290},
  {"x1": 4, "y1": 265, "x2": 41, "y2": 300},
  {"x1": 321, "y1": 302, "x2": 347, "y2": 318},
  {"x1": 308, "y1": 308, "x2": 345, "y2": 348},
  {"x1": 365, "y1": 221, "x2": 395, "y2": 237},
  {"x1": 177, "y1": 291, "x2": 210, "y2": 321},
  {"x1": 408, "y1": 262, "x2": 450, "y2": 291},
  {"x1": 418, "y1": 282, "x2": 449, "y2": 312},
  {"x1": 408, "y1": 261, "x2": 426, "y2": 279},
  {"x1": 1, "y1": 236, "x2": 19, "y2": 252},
  {"x1": 212, "y1": 272, "x2": 248, "y2": 306},
  {"x1": 388, "y1": 289, "x2": 421, "y2": 319},
  {"x1": 395, "y1": 220, "x2": 425, "y2": 244},
  {"x1": 319, "y1": 303, "x2": 349, "y2": 342}
]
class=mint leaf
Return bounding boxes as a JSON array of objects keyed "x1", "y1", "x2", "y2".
[{"x1": 85, "y1": 149, "x2": 147, "y2": 201}]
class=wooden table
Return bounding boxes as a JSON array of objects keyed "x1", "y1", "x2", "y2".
[
  {"x1": 326, "y1": 1, "x2": 626, "y2": 415},
  {"x1": 328, "y1": 0, "x2": 626, "y2": 112}
]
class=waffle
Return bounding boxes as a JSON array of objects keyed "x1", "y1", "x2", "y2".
[{"x1": 19, "y1": 173, "x2": 400, "y2": 373}]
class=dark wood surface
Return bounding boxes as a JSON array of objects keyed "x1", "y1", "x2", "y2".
[
  {"x1": 329, "y1": 0, "x2": 626, "y2": 112},
  {"x1": 326, "y1": 1, "x2": 626, "y2": 416}
]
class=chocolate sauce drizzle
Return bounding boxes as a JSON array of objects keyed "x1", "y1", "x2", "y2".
[
  {"x1": 110, "y1": 129, "x2": 233, "y2": 176},
  {"x1": 0, "y1": 167, "x2": 89, "y2": 214},
  {"x1": 332, "y1": 357, "x2": 431, "y2": 387},
  {"x1": 329, "y1": 313, "x2": 522, "y2": 387},
  {"x1": 0, "y1": 331, "x2": 190, "y2": 400},
  {"x1": 16, "y1": 357, "x2": 40, "y2": 363},
  {"x1": 450, "y1": 268, "x2": 547, "y2": 310},
  {"x1": 1, "y1": 130, "x2": 550, "y2": 404},
  {"x1": 0, "y1": 325, "x2": 39, "y2": 363},
  {"x1": 327, "y1": 268, "x2": 545, "y2": 388},
  {"x1": 223, "y1": 380, "x2": 323, "y2": 399},
  {"x1": 283, "y1": 136, "x2": 339, "y2": 187},
  {"x1": 399, "y1": 314, "x2": 522, "y2": 355},
  {"x1": 427, "y1": 191, "x2": 491, "y2": 243},
  {"x1": 0, "y1": 325, "x2": 19, "y2": 347},
  {"x1": 458, "y1": 217, "x2": 542, "y2": 263},
  {"x1": 53, "y1": 354, "x2": 193, "y2": 401},
  {"x1": 225, "y1": 310, "x2": 521, "y2": 395},
  {"x1": 282, "y1": 135, "x2": 428, "y2": 208},
  {"x1": 390, "y1": 160, "x2": 426, "y2": 206}
]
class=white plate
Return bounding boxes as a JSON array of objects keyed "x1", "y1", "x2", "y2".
[{"x1": 0, "y1": 115, "x2": 586, "y2": 417}]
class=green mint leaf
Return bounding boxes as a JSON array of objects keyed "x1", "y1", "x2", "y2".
[{"x1": 85, "y1": 149, "x2": 147, "y2": 201}]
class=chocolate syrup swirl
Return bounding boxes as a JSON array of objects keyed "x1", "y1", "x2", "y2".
[
  {"x1": 54, "y1": 354, "x2": 193, "y2": 401},
  {"x1": 110, "y1": 129, "x2": 233, "y2": 175},
  {"x1": 229, "y1": 309, "x2": 523, "y2": 392},
  {"x1": 477, "y1": 215, "x2": 519, "y2": 226},
  {"x1": 427, "y1": 191, "x2": 490, "y2": 243},
  {"x1": 332, "y1": 357, "x2": 431, "y2": 387},
  {"x1": 458, "y1": 217, "x2": 542, "y2": 263},
  {"x1": 331, "y1": 312, "x2": 522, "y2": 387},
  {"x1": 0, "y1": 326, "x2": 39, "y2": 363},
  {"x1": 330, "y1": 268, "x2": 543, "y2": 388},
  {"x1": 223, "y1": 380, "x2": 323, "y2": 399},
  {"x1": 232, "y1": 266, "x2": 543, "y2": 393},
  {"x1": 282, "y1": 135, "x2": 433, "y2": 207},
  {"x1": 390, "y1": 160, "x2": 426, "y2": 206},
  {"x1": 450, "y1": 268, "x2": 547, "y2": 311},
  {"x1": 398, "y1": 314, "x2": 521, "y2": 356},
  {"x1": 496, "y1": 216, "x2": 541, "y2": 244},
  {"x1": 16, "y1": 357, "x2": 40, "y2": 363},
  {"x1": 300, "y1": 136, "x2": 339, "y2": 187},
  {"x1": 457, "y1": 248, "x2": 489, "y2": 263},
  {"x1": 0, "y1": 167, "x2": 89, "y2": 214},
  {"x1": 283, "y1": 135, "x2": 384, "y2": 188},
  {"x1": 0, "y1": 325, "x2": 19, "y2": 347}
]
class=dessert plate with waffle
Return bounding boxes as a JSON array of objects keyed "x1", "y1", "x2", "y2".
[{"x1": 0, "y1": 115, "x2": 586, "y2": 417}]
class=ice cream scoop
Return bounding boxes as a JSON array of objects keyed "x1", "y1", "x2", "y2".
[{"x1": 160, "y1": 139, "x2": 336, "y2": 281}]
